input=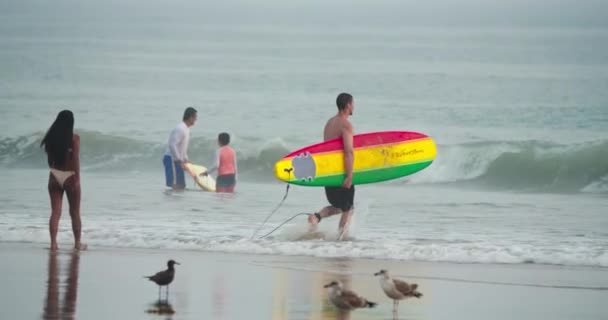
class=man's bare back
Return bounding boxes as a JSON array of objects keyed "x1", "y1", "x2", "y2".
[{"x1": 324, "y1": 115, "x2": 353, "y2": 142}]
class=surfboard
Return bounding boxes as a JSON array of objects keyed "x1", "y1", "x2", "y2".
[
  {"x1": 183, "y1": 163, "x2": 217, "y2": 192},
  {"x1": 274, "y1": 131, "x2": 436, "y2": 187}
]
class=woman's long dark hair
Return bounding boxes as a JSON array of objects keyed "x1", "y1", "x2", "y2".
[{"x1": 40, "y1": 110, "x2": 74, "y2": 168}]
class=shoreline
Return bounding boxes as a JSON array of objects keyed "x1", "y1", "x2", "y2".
[
  {"x1": 1, "y1": 242, "x2": 606, "y2": 320},
  {"x1": 3, "y1": 240, "x2": 607, "y2": 272}
]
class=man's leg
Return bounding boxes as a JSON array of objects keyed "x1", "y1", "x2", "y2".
[
  {"x1": 173, "y1": 161, "x2": 186, "y2": 191},
  {"x1": 163, "y1": 155, "x2": 174, "y2": 188},
  {"x1": 337, "y1": 209, "x2": 353, "y2": 240},
  {"x1": 337, "y1": 185, "x2": 355, "y2": 240},
  {"x1": 307, "y1": 206, "x2": 341, "y2": 231}
]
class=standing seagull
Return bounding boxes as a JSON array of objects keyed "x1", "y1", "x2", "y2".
[
  {"x1": 323, "y1": 281, "x2": 377, "y2": 311},
  {"x1": 145, "y1": 260, "x2": 180, "y2": 302},
  {"x1": 374, "y1": 269, "x2": 422, "y2": 318}
]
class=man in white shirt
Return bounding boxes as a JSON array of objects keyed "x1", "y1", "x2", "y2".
[{"x1": 163, "y1": 107, "x2": 197, "y2": 190}]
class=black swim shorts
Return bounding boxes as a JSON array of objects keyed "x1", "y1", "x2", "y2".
[
  {"x1": 324, "y1": 185, "x2": 355, "y2": 212},
  {"x1": 216, "y1": 174, "x2": 236, "y2": 188}
]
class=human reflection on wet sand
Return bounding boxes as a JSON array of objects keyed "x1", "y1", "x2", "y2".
[
  {"x1": 211, "y1": 274, "x2": 227, "y2": 320},
  {"x1": 43, "y1": 251, "x2": 80, "y2": 320}
]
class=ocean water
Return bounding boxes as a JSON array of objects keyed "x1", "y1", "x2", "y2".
[{"x1": 1, "y1": 1, "x2": 607, "y2": 268}]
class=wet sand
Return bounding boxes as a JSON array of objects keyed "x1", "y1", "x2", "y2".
[{"x1": 1, "y1": 243, "x2": 606, "y2": 320}]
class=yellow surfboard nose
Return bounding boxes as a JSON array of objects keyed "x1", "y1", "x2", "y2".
[{"x1": 274, "y1": 159, "x2": 293, "y2": 182}]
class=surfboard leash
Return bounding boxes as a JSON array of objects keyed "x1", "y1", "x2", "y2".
[
  {"x1": 257, "y1": 212, "x2": 312, "y2": 239},
  {"x1": 250, "y1": 168, "x2": 294, "y2": 239}
]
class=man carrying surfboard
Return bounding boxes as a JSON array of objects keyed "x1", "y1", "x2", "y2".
[
  {"x1": 308, "y1": 93, "x2": 355, "y2": 240},
  {"x1": 163, "y1": 107, "x2": 197, "y2": 190}
]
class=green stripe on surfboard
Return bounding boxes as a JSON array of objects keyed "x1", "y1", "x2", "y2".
[{"x1": 287, "y1": 160, "x2": 433, "y2": 187}]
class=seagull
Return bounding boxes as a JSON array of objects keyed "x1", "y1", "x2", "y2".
[
  {"x1": 323, "y1": 280, "x2": 377, "y2": 311},
  {"x1": 145, "y1": 260, "x2": 180, "y2": 302},
  {"x1": 374, "y1": 269, "x2": 422, "y2": 318}
]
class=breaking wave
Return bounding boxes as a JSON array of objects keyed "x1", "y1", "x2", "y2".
[{"x1": 1, "y1": 131, "x2": 606, "y2": 192}]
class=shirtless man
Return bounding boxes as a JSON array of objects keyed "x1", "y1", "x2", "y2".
[{"x1": 308, "y1": 93, "x2": 355, "y2": 240}]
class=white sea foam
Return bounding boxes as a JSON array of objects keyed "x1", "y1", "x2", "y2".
[{"x1": 1, "y1": 222, "x2": 606, "y2": 268}]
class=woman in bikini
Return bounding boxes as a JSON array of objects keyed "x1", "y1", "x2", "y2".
[{"x1": 41, "y1": 110, "x2": 85, "y2": 251}]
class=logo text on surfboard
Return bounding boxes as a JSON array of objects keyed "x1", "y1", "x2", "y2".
[{"x1": 380, "y1": 148, "x2": 424, "y2": 159}]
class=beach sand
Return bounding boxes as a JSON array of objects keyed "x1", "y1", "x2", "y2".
[{"x1": 0, "y1": 243, "x2": 606, "y2": 320}]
